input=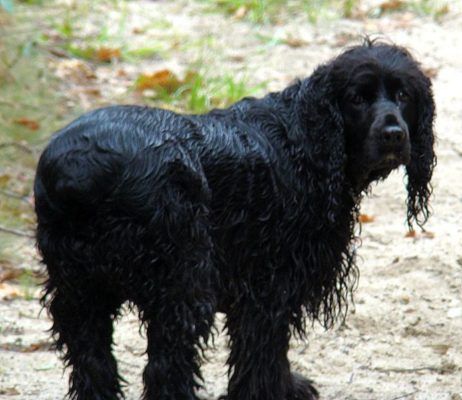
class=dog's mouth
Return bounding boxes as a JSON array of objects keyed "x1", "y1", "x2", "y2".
[
  {"x1": 371, "y1": 144, "x2": 411, "y2": 169},
  {"x1": 380, "y1": 153, "x2": 403, "y2": 169},
  {"x1": 353, "y1": 151, "x2": 410, "y2": 191}
]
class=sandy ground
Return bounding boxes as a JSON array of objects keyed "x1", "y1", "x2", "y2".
[{"x1": 0, "y1": 1, "x2": 461, "y2": 399}]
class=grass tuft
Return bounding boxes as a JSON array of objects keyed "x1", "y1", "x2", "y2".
[{"x1": 138, "y1": 68, "x2": 266, "y2": 114}]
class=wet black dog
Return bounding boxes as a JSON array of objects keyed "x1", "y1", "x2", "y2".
[{"x1": 35, "y1": 41, "x2": 435, "y2": 400}]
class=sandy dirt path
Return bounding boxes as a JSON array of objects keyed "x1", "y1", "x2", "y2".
[{"x1": 0, "y1": 1, "x2": 461, "y2": 399}]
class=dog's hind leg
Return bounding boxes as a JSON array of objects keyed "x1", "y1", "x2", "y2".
[
  {"x1": 132, "y1": 189, "x2": 216, "y2": 400},
  {"x1": 43, "y1": 273, "x2": 124, "y2": 400}
]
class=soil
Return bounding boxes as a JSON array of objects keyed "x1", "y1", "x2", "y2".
[{"x1": 0, "y1": 1, "x2": 461, "y2": 399}]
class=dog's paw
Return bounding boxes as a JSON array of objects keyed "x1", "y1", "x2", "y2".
[
  {"x1": 218, "y1": 373, "x2": 319, "y2": 400},
  {"x1": 289, "y1": 372, "x2": 319, "y2": 400}
]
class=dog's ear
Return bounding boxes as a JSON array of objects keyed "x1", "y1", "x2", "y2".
[
  {"x1": 289, "y1": 65, "x2": 348, "y2": 227},
  {"x1": 405, "y1": 72, "x2": 436, "y2": 230}
]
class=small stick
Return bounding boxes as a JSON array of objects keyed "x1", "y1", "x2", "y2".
[
  {"x1": 0, "y1": 141, "x2": 34, "y2": 154},
  {"x1": 0, "y1": 225, "x2": 34, "y2": 238},
  {"x1": 389, "y1": 390, "x2": 419, "y2": 400}
]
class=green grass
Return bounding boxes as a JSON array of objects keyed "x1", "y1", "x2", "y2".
[
  {"x1": 142, "y1": 69, "x2": 266, "y2": 114},
  {"x1": 199, "y1": 0, "x2": 362, "y2": 23},
  {"x1": 0, "y1": 3, "x2": 67, "y2": 264},
  {"x1": 17, "y1": 269, "x2": 39, "y2": 300},
  {"x1": 408, "y1": 0, "x2": 450, "y2": 19},
  {"x1": 200, "y1": 0, "x2": 450, "y2": 23},
  {"x1": 365, "y1": 0, "x2": 450, "y2": 19},
  {"x1": 1, "y1": 0, "x2": 266, "y2": 271}
]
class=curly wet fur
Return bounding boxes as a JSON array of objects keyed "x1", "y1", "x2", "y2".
[{"x1": 35, "y1": 41, "x2": 435, "y2": 400}]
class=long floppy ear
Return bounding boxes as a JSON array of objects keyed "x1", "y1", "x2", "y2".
[
  {"x1": 406, "y1": 72, "x2": 436, "y2": 230},
  {"x1": 289, "y1": 65, "x2": 348, "y2": 227}
]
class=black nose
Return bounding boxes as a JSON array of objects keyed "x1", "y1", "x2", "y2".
[{"x1": 382, "y1": 125, "x2": 405, "y2": 146}]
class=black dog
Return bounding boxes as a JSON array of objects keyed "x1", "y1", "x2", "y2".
[{"x1": 34, "y1": 41, "x2": 435, "y2": 400}]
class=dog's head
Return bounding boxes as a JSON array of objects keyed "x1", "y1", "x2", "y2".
[{"x1": 295, "y1": 41, "x2": 435, "y2": 229}]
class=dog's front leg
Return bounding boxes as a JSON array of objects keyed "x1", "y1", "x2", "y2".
[
  {"x1": 223, "y1": 296, "x2": 293, "y2": 400},
  {"x1": 222, "y1": 293, "x2": 319, "y2": 400}
]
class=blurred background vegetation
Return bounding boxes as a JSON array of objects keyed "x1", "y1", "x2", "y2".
[{"x1": 0, "y1": 0, "x2": 451, "y2": 296}]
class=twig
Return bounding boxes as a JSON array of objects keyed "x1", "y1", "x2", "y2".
[
  {"x1": 0, "y1": 189, "x2": 33, "y2": 205},
  {"x1": 0, "y1": 189, "x2": 26, "y2": 200},
  {"x1": 0, "y1": 98, "x2": 42, "y2": 111},
  {"x1": 372, "y1": 366, "x2": 443, "y2": 374},
  {"x1": 389, "y1": 391, "x2": 419, "y2": 400},
  {"x1": 0, "y1": 225, "x2": 34, "y2": 239},
  {"x1": 0, "y1": 141, "x2": 34, "y2": 154}
]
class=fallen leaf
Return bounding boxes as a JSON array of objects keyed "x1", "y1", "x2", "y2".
[
  {"x1": 0, "y1": 340, "x2": 51, "y2": 352},
  {"x1": 132, "y1": 27, "x2": 146, "y2": 34},
  {"x1": 117, "y1": 68, "x2": 129, "y2": 78},
  {"x1": 13, "y1": 118, "x2": 40, "y2": 131},
  {"x1": 0, "y1": 282, "x2": 22, "y2": 299},
  {"x1": 405, "y1": 230, "x2": 435, "y2": 239},
  {"x1": 95, "y1": 46, "x2": 121, "y2": 63},
  {"x1": 358, "y1": 214, "x2": 375, "y2": 223},
  {"x1": 82, "y1": 87, "x2": 101, "y2": 97},
  {"x1": 0, "y1": 268, "x2": 23, "y2": 283},
  {"x1": 135, "y1": 69, "x2": 182, "y2": 93},
  {"x1": 284, "y1": 36, "x2": 309, "y2": 48},
  {"x1": 23, "y1": 341, "x2": 51, "y2": 352},
  {"x1": 423, "y1": 67, "x2": 439, "y2": 79},
  {"x1": 379, "y1": 0, "x2": 405, "y2": 12}
]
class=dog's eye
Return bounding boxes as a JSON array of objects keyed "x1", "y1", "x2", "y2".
[
  {"x1": 350, "y1": 93, "x2": 365, "y2": 105},
  {"x1": 397, "y1": 90, "x2": 410, "y2": 103}
]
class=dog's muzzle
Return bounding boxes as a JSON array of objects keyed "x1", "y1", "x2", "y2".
[{"x1": 372, "y1": 103, "x2": 411, "y2": 167}]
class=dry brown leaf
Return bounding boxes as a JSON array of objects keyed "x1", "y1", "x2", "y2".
[
  {"x1": 405, "y1": 230, "x2": 435, "y2": 239},
  {"x1": 23, "y1": 340, "x2": 51, "y2": 353},
  {"x1": 358, "y1": 214, "x2": 376, "y2": 223},
  {"x1": 0, "y1": 282, "x2": 23, "y2": 299},
  {"x1": 13, "y1": 118, "x2": 40, "y2": 131},
  {"x1": 284, "y1": 36, "x2": 309, "y2": 48},
  {"x1": 95, "y1": 47, "x2": 121, "y2": 63},
  {"x1": 83, "y1": 87, "x2": 102, "y2": 97},
  {"x1": 132, "y1": 27, "x2": 146, "y2": 34},
  {"x1": 135, "y1": 69, "x2": 183, "y2": 93},
  {"x1": 379, "y1": 0, "x2": 405, "y2": 12},
  {"x1": 0, "y1": 340, "x2": 50, "y2": 352},
  {"x1": 0, "y1": 268, "x2": 23, "y2": 283},
  {"x1": 117, "y1": 68, "x2": 129, "y2": 78},
  {"x1": 424, "y1": 67, "x2": 439, "y2": 79}
]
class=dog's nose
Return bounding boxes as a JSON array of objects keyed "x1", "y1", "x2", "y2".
[{"x1": 382, "y1": 125, "x2": 405, "y2": 146}]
